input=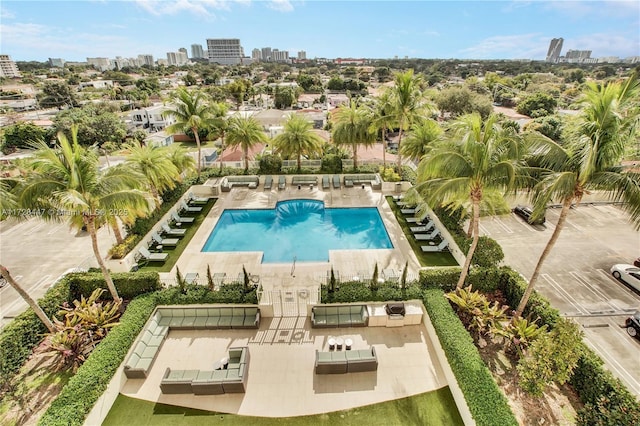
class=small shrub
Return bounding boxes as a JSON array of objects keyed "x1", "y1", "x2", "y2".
[
  {"x1": 320, "y1": 154, "x2": 343, "y2": 173},
  {"x1": 378, "y1": 166, "x2": 401, "y2": 182},
  {"x1": 258, "y1": 153, "x2": 282, "y2": 174},
  {"x1": 67, "y1": 271, "x2": 161, "y2": 301},
  {"x1": 107, "y1": 235, "x2": 140, "y2": 259},
  {"x1": 331, "y1": 282, "x2": 372, "y2": 302},
  {"x1": 375, "y1": 284, "x2": 402, "y2": 302}
]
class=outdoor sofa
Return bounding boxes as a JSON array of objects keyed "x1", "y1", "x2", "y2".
[
  {"x1": 220, "y1": 175, "x2": 259, "y2": 192},
  {"x1": 311, "y1": 304, "x2": 369, "y2": 328},
  {"x1": 343, "y1": 174, "x2": 382, "y2": 190},
  {"x1": 161, "y1": 346, "x2": 250, "y2": 394},
  {"x1": 315, "y1": 346, "x2": 378, "y2": 374},
  {"x1": 123, "y1": 306, "x2": 260, "y2": 379},
  {"x1": 292, "y1": 176, "x2": 318, "y2": 186}
]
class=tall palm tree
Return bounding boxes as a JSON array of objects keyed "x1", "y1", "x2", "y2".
[
  {"x1": 416, "y1": 113, "x2": 525, "y2": 289},
  {"x1": 0, "y1": 265, "x2": 54, "y2": 332},
  {"x1": 124, "y1": 142, "x2": 180, "y2": 207},
  {"x1": 371, "y1": 89, "x2": 396, "y2": 169},
  {"x1": 274, "y1": 114, "x2": 324, "y2": 171},
  {"x1": 167, "y1": 144, "x2": 197, "y2": 177},
  {"x1": 515, "y1": 73, "x2": 640, "y2": 318},
  {"x1": 209, "y1": 102, "x2": 230, "y2": 172},
  {"x1": 226, "y1": 115, "x2": 269, "y2": 172},
  {"x1": 331, "y1": 99, "x2": 376, "y2": 170},
  {"x1": 390, "y1": 69, "x2": 430, "y2": 172},
  {"x1": 18, "y1": 127, "x2": 151, "y2": 302},
  {"x1": 164, "y1": 87, "x2": 213, "y2": 180},
  {"x1": 400, "y1": 118, "x2": 443, "y2": 163}
]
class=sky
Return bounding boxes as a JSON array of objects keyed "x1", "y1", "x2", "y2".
[{"x1": 1, "y1": 0, "x2": 639, "y2": 62}]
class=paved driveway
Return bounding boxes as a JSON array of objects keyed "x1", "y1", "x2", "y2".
[{"x1": 479, "y1": 204, "x2": 640, "y2": 397}]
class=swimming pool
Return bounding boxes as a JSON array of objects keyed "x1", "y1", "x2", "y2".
[{"x1": 202, "y1": 199, "x2": 393, "y2": 263}]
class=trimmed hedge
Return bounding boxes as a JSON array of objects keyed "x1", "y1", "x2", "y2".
[
  {"x1": 67, "y1": 271, "x2": 162, "y2": 301},
  {"x1": 38, "y1": 284, "x2": 256, "y2": 425},
  {"x1": 0, "y1": 275, "x2": 72, "y2": 382},
  {"x1": 423, "y1": 289, "x2": 518, "y2": 426}
]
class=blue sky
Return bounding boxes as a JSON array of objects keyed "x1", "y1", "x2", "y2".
[{"x1": 1, "y1": 1, "x2": 639, "y2": 62}]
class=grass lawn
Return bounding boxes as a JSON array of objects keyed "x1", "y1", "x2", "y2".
[
  {"x1": 173, "y1": 141, "x2": 217, "y2": 153},
  {"x1": 138, "y1": 199, "x2": 216, "y2": 273},
  {"x1": 103, "y1": 387, "x2": 464, "y2": 426},
  {"x1": 385, "y1": 197, "x2": 458, "y2": 267}
]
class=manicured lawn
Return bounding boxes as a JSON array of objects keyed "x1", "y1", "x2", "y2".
[
  {"x1": 103, "y1": 387, "x2": 464, "y2": 426},
  {"x1": 385, "y1": 197, "x2": 458, "y2": 267},
  {"x1": 138, "y1": 199, "x2": 216, "y2": 273}
]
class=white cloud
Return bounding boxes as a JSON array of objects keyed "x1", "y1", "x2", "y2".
[
  {"x1": 460, "y1": 33, "x2": 548, "y2": 59},
  {"x1": 0, "y1": 8, "x2": 15, "y2": 19},
  {"x1": 133, "y1": 0, "x2": 233, "y2": 16},
  {"x1": 267, "y1": 0, "x2": 294, "y2": 12},
  {"x1": 543, "y1": 0, "x2": 639, "y2": 18},
  {"x1": 565, "y1": 33, "x2": 640, "y2": 58}
]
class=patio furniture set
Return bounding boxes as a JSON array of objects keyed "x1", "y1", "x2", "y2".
[{"x1": 394, "y1": 198, "x2": 449, "y2": 253}]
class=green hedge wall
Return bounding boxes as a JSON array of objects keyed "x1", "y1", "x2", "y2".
[
  {"x1": 0, "y1": 275, "x2": 72, "y2": 382},
  {"x1": 423, "y1": 289, "x2": 518, "y2": 426},
  {"x1": 67, "y1": 271, "x2": 162, "y2": 301},
  {"x1": 39, "y1": 284, "x2": 256, "y2": 425}
]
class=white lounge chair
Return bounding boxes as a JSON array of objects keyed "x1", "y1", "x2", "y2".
[
  {"x1": 264, "y1": 176, "x2": 273, "y2": 190},
  {"x1": 414, "y1": 228, "x2": 441, "y2": 240},
  {"x1": 188, "y1": 192, "x2": 209, "y2": 204},
  {"x1": 138, "y1": 247, "x2": 168, "y2": 262},
  {"x1": 161, "y1": 222, "x2": 186, "y2": 237},
  {"x1": 278, "y1": 176, "x2": 286, "y2": 190},
  {"x1": 410, "y1": 221, "x2": 435, "y2": 233},
  {"x1": 172, "y1": 212, "x2": 194, "y2": 224},
  {"x1": 382, "y1": 268, "x2": 399, "y2": 282},
  {"x1": 151, "y1": 232, "x2": 178, "y2": 247},
  {"x1": 421, "y1": 240, "x2": 449, "y2": 252},
  {"x1": 406, "y1": 217, "x2": 429, "y2": 224},
  {"x1": 401, "y1": 208, "x2": 416, "y2": 215},
  {"x1": 180, "y1": 201, "x2": 202, "y2": 214}
]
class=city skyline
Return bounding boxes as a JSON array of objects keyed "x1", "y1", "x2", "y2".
[{"x1": 1, "y1": 1, "x2": 639, "y2": 62}]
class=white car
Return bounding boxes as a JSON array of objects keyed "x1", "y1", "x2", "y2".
[{"x1": 610, "y1": 264, "x2": 640, "y2": 291}]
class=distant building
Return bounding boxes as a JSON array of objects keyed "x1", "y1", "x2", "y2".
[
  {"x1": 297, "y1": 50, "x2": 306, "y2": 60},
  {"x1": 272, "y1": 49, "x2": 289, "y2": 62},
  {"x1": 191, "y1": 44, "x2": 204, "y2": 59},
  {"x1": 546, "y1": 38, "x2": 563, "y2": 63},
  {"x1": 334, "y1": 58, "x2": 367, "y2": 65},
  {"x1": 207, "y1": 38, "x2": 244, "y2": 65},
  {"x1": 79, "y1": 80, "x2": 114, "y2": 89},
  {"x1": 261, "y1": 47, "x2": 272, "y2": 62},
  {"x1": 130, "y1": 105, "x2": 175, "y2": 132},
  {"x1": 167, "y1": 51, "x2": 188, "y2": 66},
  {"x1": 252, "y1": 48, "x2": 262, "y2": 61},
  {"x1": 87, "y1": 57, "x2": 113, "y2": 71},
  {"x1": 564, "y1": 49, "x2": 592, "y2": 63},
  {"x1": 48, "y1": 58, "x2": 65, "y2": 68},
  {"x1": 138, "y1": 54, "x2": 155, "y2": 67},
  {"x1": 178, "y1": 47, "x2": 188, "y2": 57}
]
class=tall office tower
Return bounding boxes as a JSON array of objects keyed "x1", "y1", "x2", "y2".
[
  {"x1": 167, "y1": 51, "x2": 189, "y2": 66},
  {"x1": 546, "y1": 38, "x2": 563, "y2": 63},
  {"x1": 252, "y1": 48, "x2": 262, "y2": 61},
  {"x1": 297, "y1": 50, "x2": 306, "y2": 60},
  {"x1": 178, "y1": 47, "x2": 188, "y2": 57},
  {"x1": 207, "y1": 38, "x2": 244, "y2": 65},
  {"x1": 261, "y1": 47, "x2": 272, "y2": 62},
  {"x1": 138, "y1": 54, "x2": 155, "y2": 67},
  {"x1": 48, "y1": 58, "x2": 65, "y2": 68},
  {"x1": 191, "y1": 44, "x2": 204, "y2": 59},
  {"x1": 0, "y1": 55, "x2": 21, "y2": 78}
]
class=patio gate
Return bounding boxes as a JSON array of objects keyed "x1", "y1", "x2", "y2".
[{"x1": 259, "y1": 288, "x2": 318, "y2": 317}]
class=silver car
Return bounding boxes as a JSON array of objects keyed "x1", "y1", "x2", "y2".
[{"x1": 610, "y1": 264, "x2": 640, "y2": 291}]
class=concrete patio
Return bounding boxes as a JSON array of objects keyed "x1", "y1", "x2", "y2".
[{"x1": 120, "y1": 316, "x2": 449, "y2": 417}]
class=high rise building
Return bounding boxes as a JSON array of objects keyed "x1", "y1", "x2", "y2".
[
  {"x1": 138, "y1": 54, "x2": 155, "y2": 67},
  {"x1": 261, "y1": 47, "x2": 272, "y2": 62},
  {"x1": 0, "y1": 55, "x2": 21, "y2": 78},
  {"x1": 565, "y1": 49, "x2": 592, "y2": 62},
  {"x1": 207, "y1": 38, "x2": 244, "y2": 65},
  {"x1": 546, "y1": 38, "x2": 563, "y2": 63},
  {"x1": 191, "y1": 44, "x2": 204, "y2": 59},
  {"x1": 272, "y1": 49, "x2": 289, "y2": 62},
  {"x1": 167, "y1": 51, "x2": 188, "y2": 66},
  {"x1": 48, "y1": 58, "x2": 65, "y2": 68},
  {"x1": 87, "y1": 57, "x2": 113, "y2": 71},
  {"x1": 297, "y1": 50, "x2": 306, "y2": 60},
  {"x1": 252, "y1": 48, "x2": 262, "y2": 61}
]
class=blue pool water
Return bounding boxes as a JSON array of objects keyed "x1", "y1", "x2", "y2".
[{"x1": 202, "y1": 199, "x2": 393, "y2": 263}]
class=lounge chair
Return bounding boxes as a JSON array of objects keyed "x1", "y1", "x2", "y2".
[
  {"x1": 421, "y1": 240, "x2": 449, "y2": 252},
  {"x1": 415, "y1": 228, "x2": 441, "y2": 241},
  {"x1": 401, "y1": 208, "x2": 416, "y2": 215},
  {"x1": 151, "y1": 231, "x2": 179, "y2": 247},
  {"x1": 382, "y1": 268, "x2": 399, "y2": 282},
  {"x1": 188, "y1": 192, "x2": 209, "y2": 205},
  {"x1": 264, "y1": 176, "x2": 273, "y2": 190},
  {"x1": 392, "y1": 195, "x2": 404, "y2": 202},
  {"x1": 161, "y1": 222, "x2": 186, "y2": 237},
  {"x1": 332, "y1": 175, "x2": 341, "y2": 189},
  {"x1": 410, "y1": 221, "x2": 435, "y2": 233},
  {"x1": 278, "y1": 176, "x2": 286, "y2": 190},
  {"x1": 138, "y1": 246, "x2": 168, "y2": 263},
  {"x1": 322, "y1": 176, "x2": 330, "y2": 189},
  {"x1": 406, "y1": 217, "x2": 429, "y2": 224},
  {"x1": 180, "y1": 201, "x2": 202, "y2": 214},
  {"x1": 397, "y1": 201, "x2": 415, "y2": 207},
  {"x1": 172, "y1": 212, "x2": 195, "y2": 225}
]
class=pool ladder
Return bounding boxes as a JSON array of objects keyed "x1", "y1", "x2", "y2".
[{"x1": 290, "y1": 255, "x2": 297, "y2": 276}]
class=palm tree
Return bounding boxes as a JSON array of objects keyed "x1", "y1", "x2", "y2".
[
  {"x1": 226, "y1": 115, "x2": 269, "y2": 172},
  {"x1": 1, "y1": 265, "x2": 55, "y2": 332},
  {"x1": 371, "y1": 89, "x2": 396, "y2": 169},
  {"x1": 515, "y1": 73, "x2": 640, "y2": 318},
  {"x1": 400, "y1": 118, "x2": 443, "y2": 163},
  {"x1": 273, "y1": 114, "x2": 324, "y2": 171},
  {"x1": 18, "y1": 127, "x2": 151, "y2": 303},
  {"x1": 416, "y1": 113, "x2": 525, "y2": 289},
  {"x1": 164, "y1": 87, "x2": 213, "y2": 180},
  {"x1": 124, "y1": 142, "x2": 180, "y2": 207},
  {"x1": 167, "y1": 144, "x2": 197, "y2": 177},
  {"x1": 209, "y1": 102, "x2": 230, "y2": 172},
  {"x1": 390, "y1": 69, "x2": 430, "y2": 172},
  {"x1": 331, "y1": 99, "x2": 376, "y2": 170}
]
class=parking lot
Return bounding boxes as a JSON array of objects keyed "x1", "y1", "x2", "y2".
[{"x1": 480, "y1": 203, "x2": 640, "y2": 397}]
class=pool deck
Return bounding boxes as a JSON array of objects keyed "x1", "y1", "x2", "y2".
[{"x1": 171, "y1": 182, "x2": 421, "y2": 293}]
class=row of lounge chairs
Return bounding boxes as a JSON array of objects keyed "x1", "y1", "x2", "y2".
[
  {"x1": 396, "y1": 198, "x2": 449, "y2": 253},
  {"x1": 260, "y1": 175, "x2": 377, "y2": 191}
]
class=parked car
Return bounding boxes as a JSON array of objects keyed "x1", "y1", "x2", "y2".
[
  {"x1": 624, "y1": 311, "x2": 640, "y2": 338},
  {"x1": 610, "y1": 264, "x2": 640, "y2": 291},
  {"x1": 513, "y1": 205, "x2": 545, "y2": 225}
]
